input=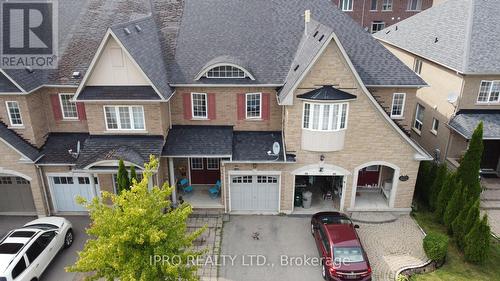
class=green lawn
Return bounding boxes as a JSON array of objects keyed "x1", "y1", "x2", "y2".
[{"x1": 410, "y1": 211, "x2": 500, "y2": 281}]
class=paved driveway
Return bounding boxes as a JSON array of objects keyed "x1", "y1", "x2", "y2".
[
  {"x1": 0, "y1": 215, "x2": 89, "y2": 281},
  {"x1": 220, "y1": 215, "x2": 427, "y2": 281}
]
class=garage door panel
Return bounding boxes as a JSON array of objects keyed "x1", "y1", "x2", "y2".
[
  {"x1": 0, "y1": 176, "x2": 36, "y2": 214},
  {"x1": 51, "y1": 176, "x2": 98, "y2": 212},
  {"x1": 230, "y1": 175, "x2": 279, "y2": 212}
]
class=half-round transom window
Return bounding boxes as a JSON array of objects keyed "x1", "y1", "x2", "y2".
[{"x1": 206, "y1": 65, "x2": 246, "y2": 78}]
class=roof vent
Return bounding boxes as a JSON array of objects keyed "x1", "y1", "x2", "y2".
[
  {"x1": 293, "y1": 65, "x2": 300, "y2": 72},
  {"x1": 72, "y1": 71, "x2": 81, "y2": 78},
  {"x1": 385, "y1": 29, "x2": 391, "y2": 34},
  {"x1": 318, "y1": 34, "x2": 324, "y2": 42},
  {"x1": 135, "y1": 24, "x2": 142, "y2": 32},
  {"x1": 313, "y1": 31, "x2": 319, "y2": 38},
  {"x1": 25, "y1": 66, "x2": 34, "y2": 73},
  {"x1": 434, "y1": 37, "x2": 438, "y2": 43},
  {"x1": 124, "y1": 27, "x2": 131, "y2": 35},
  {"x1": 395, "y1": 25, "x2": 398, "y2": 31}
]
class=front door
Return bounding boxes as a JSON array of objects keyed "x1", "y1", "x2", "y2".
[{"x1": 190, "y1": 158, "x2": 221, "y2": 184}]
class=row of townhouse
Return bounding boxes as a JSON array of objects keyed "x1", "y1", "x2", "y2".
[
  {"x1": 375, "y1": 0, "x2": 500, "y2": 178},
  {"x1": 0, "y1": 0, "x2": 431, "y2": 217}
]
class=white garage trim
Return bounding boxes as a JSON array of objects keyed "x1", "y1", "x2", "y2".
[
  {"x1": 46, "y1": 173, "x2": 101, "y2": 213},
  {"x1": 227, "y1": 170, "x2": 281, "y2": 214},
  {"x1": 291, "y1": 163, "x2": 351, "y2": 176},
  {"x1": 0, "y1": 167, "x2": 32, "y2": 181}
]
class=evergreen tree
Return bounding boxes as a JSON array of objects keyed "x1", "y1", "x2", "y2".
[
  {"x1": 457, "y1": 122, "x2": 484, "y2": 199},
  {"x1": 117, "y1": 159, "x2": 130, "y2": 193},
  {"x1": 443, "y1": 184, "x2": 465, "y2": 232},
  {"x1": 429, "y1": 163, "x2": 448, "y2": 211},
  {"x1": 130, "y1": 165, "x2": 137, "y2": 183},
  {"x1": 464, "y1": 215, "x2": 491, "y2": 264},
  {"x1": 451, "y1": 199, "x2": 472, "y2": 250},
  {"x1": 415, "y1": 161, "x2": 431, "y2": 204},
  {"x1": 461, "y1": 199, "x2": 481, "y2": 248},
  {"x1": 435, "y1": 172, "x2": 457, "y2": 222}
]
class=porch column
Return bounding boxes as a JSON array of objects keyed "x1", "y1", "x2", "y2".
[
  {"x1": 168, "y1": 158, "x2": 177, "y2": 204},
  {"x1": 89, "y1": 173, "x2": 97, "y2": 198}
]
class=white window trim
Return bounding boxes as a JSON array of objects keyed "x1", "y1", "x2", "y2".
[
  {"x1": 5, "y1": 101, "x2": 23, "y2": 127},
  {"x1": 413, "y1": 104, "x2": 424, "y2": 134},
  {"x1": 390, "y1": 93, "x2": 406, "y2": 118},
  {"x1": 190, "y1": 158, "x2": 204, "y2": 170},
  {"x1": 341, "y1": 0, "x2": 353, "y2": 11},
  {"x1": 207, "y1": 158, "x2": 219, "y2": 170},
  {"x1": 370, "y1": 0, "x2": 378, "y2": 11},
  {"x1": 431, "y1": 118, "x2": 439, "y2": 135},
  {"x1": 59, "y1": 93, "x2": 79, "y2": 120},
  {"x1": 245, "y1": 92, "x2": 262, "y2": 119},
  {"x1": 476, "y1": 80, "x2": 500, "y2": 104},
  {"x1": 191, "y1": 92, "x2": 208, "y2": 119},
  {"x1": 205, "y1": 65, "x2": 247, "y2": 79},
  {"x1": 371, "y1": 21, "x2": 385, "y2": 33},
  {"x1": 413, "y1": 58, "x2": 423, "y2": 75},
  {"x1": 382, "y1": 0, "x2": 393, "y2": 11},
  {"x1": 407, "y1": 0, "x2": 422, "y2": 11},
  {"x1": 103, "y1": 105, "x2": 146, "y2": 131},
  {"x1": 302, "y1": 102, "x2": 349, "y2": 132}
]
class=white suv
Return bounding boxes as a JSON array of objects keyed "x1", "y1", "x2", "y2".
[{"x1": 0, "y1": 217, "x2": 73, "y2": 281}]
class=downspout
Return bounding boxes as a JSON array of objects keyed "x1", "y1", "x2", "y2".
[
  {"x1": 278, "y1": 94, "x2": 287, "y2": 163},
  {"x1": 36, "y1": 165, "x2": 51, "y2": 216},
  {"x1": 361, "y1": 0, "x2": 366, "y2": 28},
  {"x1": 168, "y1": 100, "x2": 173, "y2": 130}
]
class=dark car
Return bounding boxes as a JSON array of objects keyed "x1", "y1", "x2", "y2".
[{"x1": 311, "y1": 212, "x2": 372, "y2": 281}]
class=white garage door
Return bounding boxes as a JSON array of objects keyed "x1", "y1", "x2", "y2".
[
  {"x1": 50, "y1": 175, "x2": 99, "y2": 212},
  {"x1": 230, "y1": 175, "x2": 279, "y2": 212}
]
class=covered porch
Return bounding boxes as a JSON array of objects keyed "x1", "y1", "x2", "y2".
[
  {"x1": 447, "y1": 110, "x2": 500, "y2": 176},
  {"x1": 162, "y1": 125, "x2": 233, "y2": 209}
]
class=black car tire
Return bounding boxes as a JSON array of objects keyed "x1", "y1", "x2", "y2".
[
  {"x1": 311, "y1": 223, "x2": 315, "y2": 236},
  {"x1": 64, "y1": 229, "x2": 74, "y2": 249},
  {"x1": 322, "y1": 262, "x2": 328, "y2": 280}
]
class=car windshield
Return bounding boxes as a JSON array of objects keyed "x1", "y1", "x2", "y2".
[
  {"x1": 23, "y1": 224, "x2": 58, "y2": 230},
  {"x1": 333, "y1": 247, "x2": 365, "y2": 263},
  {"x1": 319, "y1": 215, "x2": 351, "y2": 225},
  {"x1": 0, "y1": 243, "x2": 24, "y2": 254}
]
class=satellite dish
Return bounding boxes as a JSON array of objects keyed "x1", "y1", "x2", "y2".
[
  {"x1": 272, "y1": 142, "x2": 281, "y2": 155},
  {"x1": 447, "y1": 92, "x2": 458, "y2": 104}
]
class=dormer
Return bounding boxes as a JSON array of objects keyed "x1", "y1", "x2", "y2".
[{"x1": 194, "y1": 56, "x2": 255, "y2": 81}]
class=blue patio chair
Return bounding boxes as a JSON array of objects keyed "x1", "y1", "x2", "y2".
[
  {"x1": 209, "y1": 180, "x2": 221, "y2": 198},
  {"x1": 179, "y1": 178, "x2": 193, "y2": 193}
]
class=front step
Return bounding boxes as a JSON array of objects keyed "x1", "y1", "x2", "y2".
[
  {"x1": 350, "y1": 212, "x2": 399, "y2": 224},
  {"x1": 480, "y1": 201, "x2": 500, "y2": 210},
  {"x1": 481, "y1": 189, "x2": 500, "y2": 200},
  {"x1": 191, "y1": 208, "x2": 224, "y2": 217}
]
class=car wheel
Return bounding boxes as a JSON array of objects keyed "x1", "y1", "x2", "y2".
[
  {"x1": 322, "y1": 262, "x2": 328, "y2": 280},
  {"x1": 64, "y1": 229, "x2": 74, "y2": 249},
  {"x1": 311, "y1": 223, "x2": 315, "y2": 235}
]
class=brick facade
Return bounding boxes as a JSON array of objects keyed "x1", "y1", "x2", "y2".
[{"x1": 334, "y1": 0, "x2": 433, "y2": 32}]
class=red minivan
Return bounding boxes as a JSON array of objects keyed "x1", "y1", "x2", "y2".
[{"x1": 311, "y1": 212, "x2": 372, "y2": 281}]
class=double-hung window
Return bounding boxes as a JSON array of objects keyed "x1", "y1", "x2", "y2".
[
  {"x1": 340, "y1": 0, "x2": 353, "y2": 11},
  {"x1": 431, "y1": 118, "x2": 439, "y2": 135},
  {"x1": 191, "y1": 93, "x2": 208, "y2": 118},
  {"x1": 59, "y1": 93, "x2": 78, "y2": 119},
  {"x1": 413, "y1": 58, "x2": 423, "y2": 74},
  {"x1": 5, "y1": 101, "x2": 23, "y2": 126},
  {"x1": 104, "y1": 106, "x2": 145, "y2": 130},
  {"x1": 370, "y1": 0, "x2": 377, "y2": 10},
  {"x1": 302, "y1": 102, "x2": 348, "y2": 131},
  {"x1": 246, "y1": 93, "x2": 261, "y2": 119},
  {"x1": 382, "y1": 0, "x2": 393, "y2": 11},
  {"x1": 390, "y1": 93, "x2": 406, "y2": 118},
  {"x1": 371, "y1": 21, "x2": 385, "y2": 33},
  {"x1": 407, "y1": 0, "x2": 422, "y2": 11},
  {"x1": 477, "y1": 81, "x2": 500, "y2": 103},
  {"x1": 413, "y1": 104, "x2": 425, "y2": 132}
]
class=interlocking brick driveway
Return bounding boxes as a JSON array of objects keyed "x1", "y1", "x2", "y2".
[{"x1": 219, "y1": 215, "x2": 427, "y2": 281}]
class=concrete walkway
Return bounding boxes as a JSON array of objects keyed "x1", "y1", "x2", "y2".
[{"x1": 480, "y1": 178, "x2": 500, "y2": 237}]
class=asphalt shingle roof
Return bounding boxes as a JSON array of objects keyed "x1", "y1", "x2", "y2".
[
  {"x1": 0, "y1": 122, "x2": 40, "y2": 161},
  {"x1": 375, "y1": 0, "x2": 500, "y2": 74},
  {"x1": 232, "y1": 131, "x2": 285, "y2": 162},
  {"x1": 449, "y1": 110, "x2": 500, "y2": 140},
  {"x1": 110, "y1": 16, "x2": 173, "y2": 99},
  {"x1": 162, "y1": 125, "x2": 233, "y2": 156},
  {"x1": 78, "y1": 86, "x2": 161, "y2": 100},
  {"x1": 297, "y1": 85, "x2": 357, "y2": 101},
  {"x1": 38, "y1": 133, "x2": 90, "y2": 164},
  {"x1": 0, "y1": 72, "x2": 21, "y2": 92},
  {"x1": 75, "y1": 135, "x2": 164, "y2": 169},
  {"x1": 171, "y1": 0, "x2": 424, "y2": 87}
]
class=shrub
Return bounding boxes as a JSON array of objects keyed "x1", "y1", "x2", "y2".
[
  {"x1": 443, "y1": 183, "x2": 465, "y2": 232},
  {"x1": 435, "y1": 173, "x2": 457, "y2": 223},
  {"x1": 423, "y1": 232, "x2": 449, "y2": 263},
  {"x1": 117, "y1": 159, "x2": 130, "y2": 193},
  {"x1": 457, "y1": 122, "x2": 483, "y2": 199},
  {"x1": 464, "y1": 215, "x2": 491, "y2": 264}
]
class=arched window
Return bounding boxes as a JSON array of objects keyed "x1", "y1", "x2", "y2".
[{"x1": 205, "y1": 65, "x2": 247, "y2": 78}]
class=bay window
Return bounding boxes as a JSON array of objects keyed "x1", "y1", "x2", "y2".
[
  {"x1": 104, "y1": 105, "x2": 145, "y2": 130},
  {"x1": 302, "y1": 102, "x2": 348, "y2": 131}
]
